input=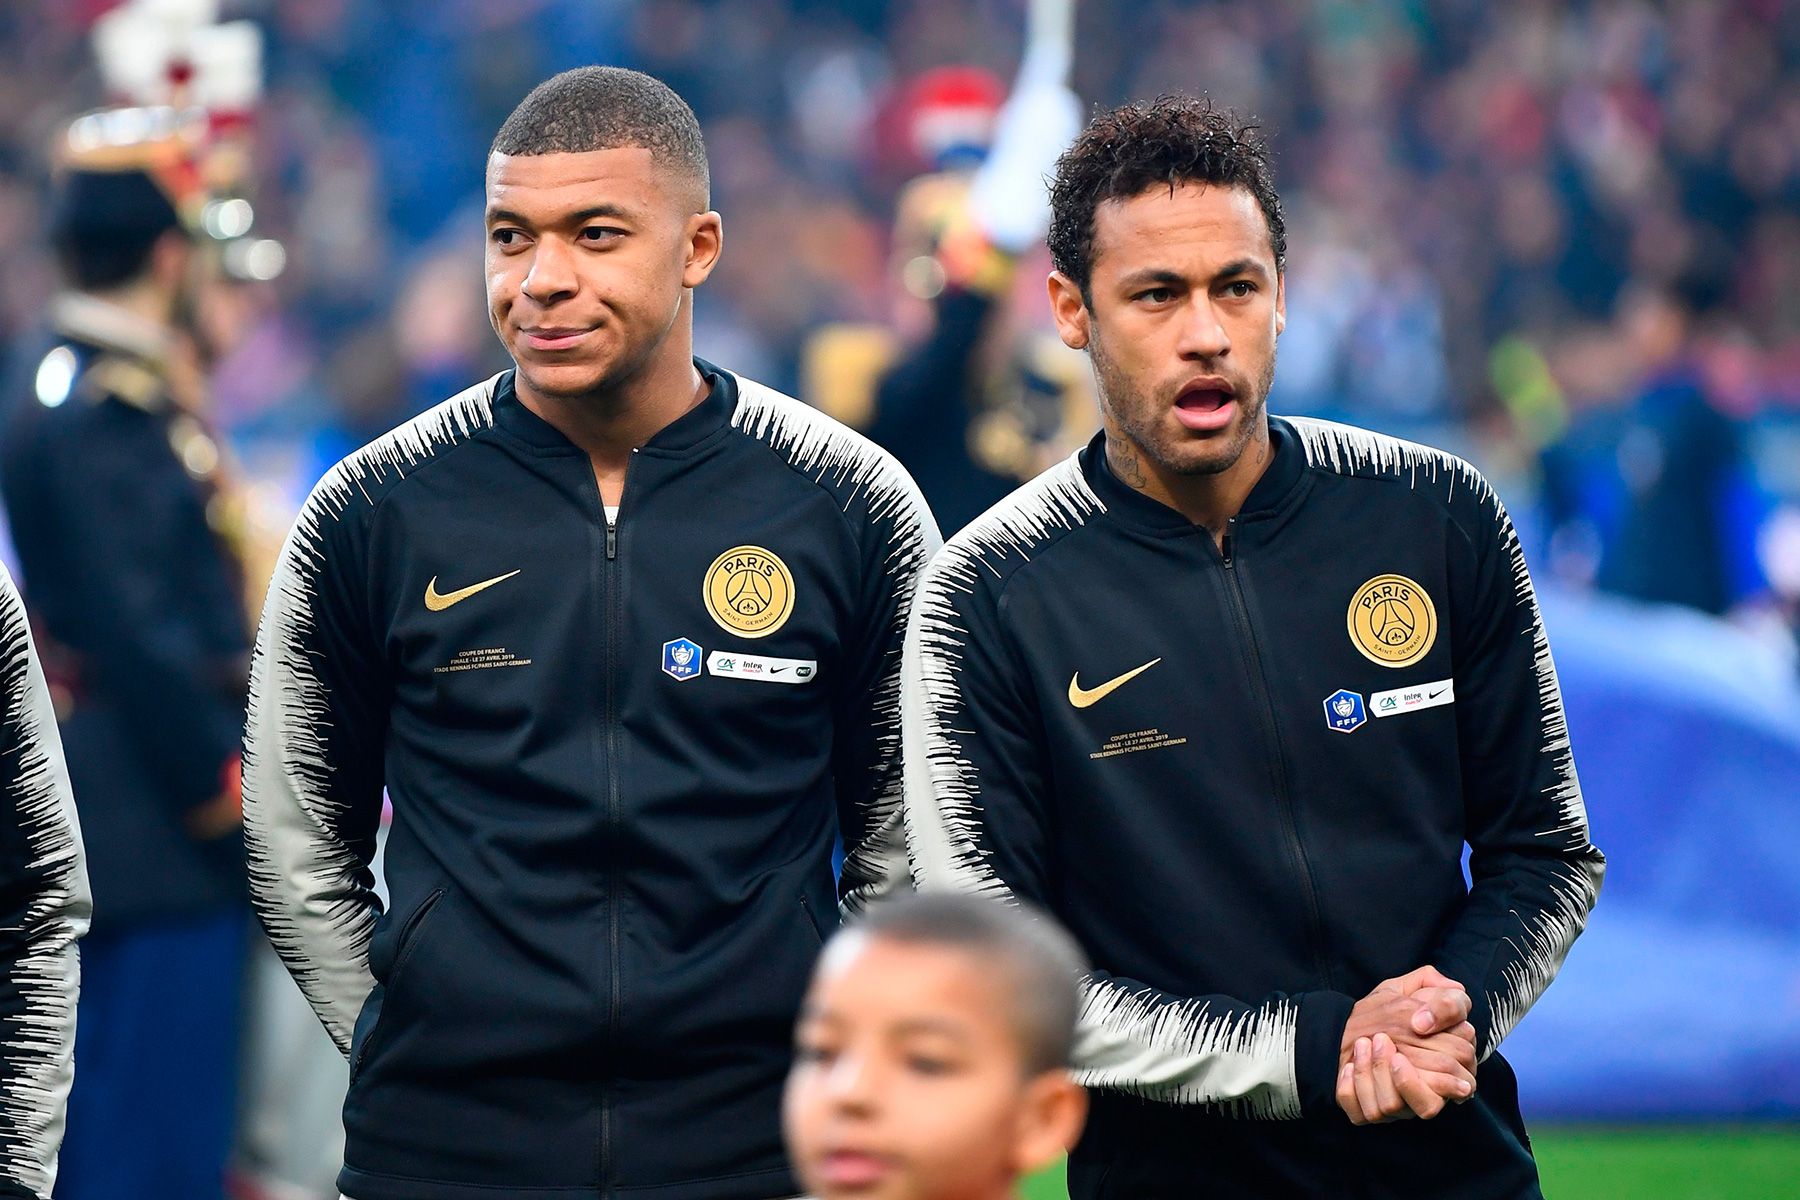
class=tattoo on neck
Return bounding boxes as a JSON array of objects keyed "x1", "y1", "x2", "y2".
[{"x1": 1110, "y1": 440, "x2": 1148, "y2": 489}]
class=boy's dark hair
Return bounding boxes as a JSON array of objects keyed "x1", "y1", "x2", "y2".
[
  {"x1": 855, "y1": 893, "x2": 1087, "y2": 1075},
  {"x1": 1047, "y1": 95, "x2": 1284, "y2": 299},
  {"x1": 491, "y1": 66, "x2": 710, "y2": 205}
]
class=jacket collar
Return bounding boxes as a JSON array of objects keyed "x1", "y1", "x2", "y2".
[
  {"x1": 492, "y1": 357, "x2": 737, "y2": 455},
  {"x1": 51, "y1": 292, "x2": 172, "y2": 364},
  {"x1": 1081, "y1": 414, "x2": 1307, "y2": 536}
]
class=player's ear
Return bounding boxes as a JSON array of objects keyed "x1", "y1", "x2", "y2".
[
  {"x1": 682, "y1": 210, "x2": 723, "y2": 289},
  {"x1": 1013, "y1": 1070, "x2": 1088, "y2": 1175},
  {"x1": 1047, "y1": 271, "x2": 1090, "y2": 351},
  {"x1": 1274, "y1": 269, "x2": 1286, "y2": 335}
]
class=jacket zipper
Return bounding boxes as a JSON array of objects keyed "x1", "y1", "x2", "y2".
[
  {"x1": 587, "y1": 453, "x2": 635, "y2": 1198},
  {"x1": 1219, "y1": 518, "x2": 1338, "y2": 993}
]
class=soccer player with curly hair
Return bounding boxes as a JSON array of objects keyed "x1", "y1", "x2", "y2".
[{"x1": 904, "y1": 96, "x2": 1604, "y2": 1198}]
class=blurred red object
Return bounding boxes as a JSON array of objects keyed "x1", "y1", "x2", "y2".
[{"x1": 870, "y1": 65, "x2": 1005, "y2": 181}]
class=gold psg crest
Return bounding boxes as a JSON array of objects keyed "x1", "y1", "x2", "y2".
[
  {"x1": 1347, "y1": 574, "x2": 1437, "y2": 668},
  {"x1": 704, "y1": 545, "x2": 795, "y2": 639}
]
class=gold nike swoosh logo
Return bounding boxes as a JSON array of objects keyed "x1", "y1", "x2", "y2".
[
  {"x1": 1068, "y1": 657, "x2": 1163, "y2": 709},
  {"x1": 424, "y1": 570, "x2": 521, "y2": 612}
]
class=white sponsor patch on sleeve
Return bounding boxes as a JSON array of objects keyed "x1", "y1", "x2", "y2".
[
  {"x1": 1370, "y1": 678, "x2": 1454, "y2": 718},
  {"x1": 705, "y1": 650, "x2": 818, "y2": 685}
]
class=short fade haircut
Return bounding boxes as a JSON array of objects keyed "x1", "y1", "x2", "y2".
[
  {"x1": 1048, "y1": 95, "x2": 1285, "y2": 299},
  {"x1": 491, "y1": 66, "x2": 711, "y2": 206},
  {"x1": 852, "y1": 893, "x2": 1087, "y2": 1075}
]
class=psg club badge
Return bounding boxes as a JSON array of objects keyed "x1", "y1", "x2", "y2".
[
  {"x1": 662, "y1": 637, "x2": 703, "y2": 681},
  {"x1": 1322, "y1": 688, "x2": 1366, "y2": 734}
]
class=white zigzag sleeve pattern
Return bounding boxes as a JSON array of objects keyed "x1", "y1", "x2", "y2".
[
  {"x1": 1290, "y1": 416, "x2": 1604, "y2": 1058},
  {"x1": 729, "y1": 375, "x2": 942, "y2": 917},
  {"x1": 901, "y1": 455, "x2": 1305, "y2": 1117},
  {"x1": 243, "y1": 377, "x2": 498, "y2": 1053},
  {"x1": 0, "y1": 563, "x2": 89, "y2": 1199},
  {"x1": 1469, "y1": 494, "x2": 1603, "y2": 1054},
  {"x1": 902, "y1": 457, "x2": 1098, "y2": 900},
  {"x1": 1069, "y1": 986, "x2": 1301, "y2": 1117}
]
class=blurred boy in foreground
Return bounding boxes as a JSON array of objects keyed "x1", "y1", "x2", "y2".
[{"x1": 784, "y1": 894, "x2": 1087, "y2": 1200}]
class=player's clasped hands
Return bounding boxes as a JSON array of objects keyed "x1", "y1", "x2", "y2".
[{"x1": 1336, "y1": 965, "x2": 1478, "y2": 1126}]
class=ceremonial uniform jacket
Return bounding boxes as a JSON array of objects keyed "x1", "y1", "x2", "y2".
[
  {"x1": 244, "y1": 363, "x2": 938, "y2": 1200},
  {"x1": 904, "y1": 416, "x2": 1605, "y2": 1200},
  {"x1": 1, "y1": 295, "x2": 248, "y2": 928}
]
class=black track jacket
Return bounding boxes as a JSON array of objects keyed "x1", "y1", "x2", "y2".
[
  {"x1": 903, "y1": 416, "x2": 1604, "y2": 1199},
  {"x1": 243, "y1": 362, "x2": 938, "y2": 1200}
]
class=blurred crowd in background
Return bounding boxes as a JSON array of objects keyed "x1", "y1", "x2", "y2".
[
  {"x1": 0, "y1": 0, "x2": 1795, "y2": 654},
  {"x1": 0, "y1": 1, "x2": 1796, "y2": 1195}
]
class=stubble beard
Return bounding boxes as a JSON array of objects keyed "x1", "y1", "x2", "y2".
[{"x1": 1091, "y1": 331, "x2": 1277, "y2": 481}]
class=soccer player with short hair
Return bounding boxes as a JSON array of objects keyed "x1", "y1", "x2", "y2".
[
  {"x1": 903, "y1": 96, "x2": 1604, "y2": 1198},
  {"x1": 246, "y1": 67, "x2": 938, "y2": 1200},
  {"x1": 784, "y1": 893, "x2": 1087, "y2": 1200}
]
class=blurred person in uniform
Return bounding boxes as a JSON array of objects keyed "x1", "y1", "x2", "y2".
[
  {"x1": 0, "y1": 8, "x2": 285, "y2": 1198},
  {"x1": 806, "y1": 0, "x2": 1087, "y2": 537},
  {"x1": 1538, "y1": 281, "x2": 1765, "y2": 617},
  {"x1": 1595, "y1": 283, "x2": 1763, "y2": 616},
  {"x1": 0, "y1": 563, "x2": 91, "y2": 1200}
]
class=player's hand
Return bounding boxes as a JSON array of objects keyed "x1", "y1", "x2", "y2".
[
  {"x1": 1374, "y1": 964, "x2": 1474, "y2": 1035},
  {"x1": 1392, "y1": 1023, "x2": 1480, "y2": 1094},
  {"x1": 1338, "y1": 1034, "x2": 1458, "y2": 1124},
  {"x1": 1340, "y1": 966, "x2": 1477, "y2": 1107},
  {"x1": 1400, "y1": 964, "x2": 1475, "y2": 1036},
  {"x1": 1343, "y1": 965, "x2": 1475, "y2": 1051}
]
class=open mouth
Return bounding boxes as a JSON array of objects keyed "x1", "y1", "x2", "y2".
[
  {"x1": 1173, "y1": 377, "x2": 1238, "y2": 430},
  {"x1": 1176, "y1": 387, "x2": 1232, "y2": 412}
]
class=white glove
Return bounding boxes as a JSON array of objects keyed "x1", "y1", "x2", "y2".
[{"x1": 969, "y1": 0, "x2": 1082, "y2": 254}]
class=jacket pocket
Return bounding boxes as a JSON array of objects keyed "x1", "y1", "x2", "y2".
[{"x1": 351, "y1": 886, "x2": 447, "y2": 1083}]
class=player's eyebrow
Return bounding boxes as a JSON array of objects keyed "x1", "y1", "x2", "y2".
[
  {"x1": 485, "y1": 204, "x2": 634, "y2": 228},
  {"x1": 1210, "y1": 258, "x2": 1270, "y2": 282},
  {"x1": 1117, "y1": 268, "x2": 1188, "y2": 289}
]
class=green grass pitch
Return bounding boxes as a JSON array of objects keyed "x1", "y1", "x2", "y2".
[{"x1": 1019, "y1": 1126, "x2": 1800, "y2": 1198}]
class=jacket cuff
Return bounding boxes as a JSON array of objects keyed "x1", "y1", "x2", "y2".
[{"x1": 1294, "y1": 989, "x2": 1357, "y2": 1118}]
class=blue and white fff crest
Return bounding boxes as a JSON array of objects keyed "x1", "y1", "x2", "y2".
[
  {"x1": 662, "y1": 637, "x2": 702, "y2": 681},
  {"x1": 1322, "y1": 688, "x2": 1366, "y2": 733}
]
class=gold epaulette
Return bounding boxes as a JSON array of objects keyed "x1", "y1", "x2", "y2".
[
  {"x1": 76, "y1": 353, "x2": 169, "y2": 413},
  {"x1": 802, "y1": 324, "x2": 899, "y2": 430}
]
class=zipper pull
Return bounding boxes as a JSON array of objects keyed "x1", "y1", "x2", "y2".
[
  {"x1": 1221, "y1": 517, "x2": 1236, "y2": 567},
  {"x1": 605, "y1": 448, "x2": 635, "y2": 561}
]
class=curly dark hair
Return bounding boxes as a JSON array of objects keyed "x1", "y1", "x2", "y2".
[{"x1": 1047, "y1": 96, "x2": 1285, "y2": 299}]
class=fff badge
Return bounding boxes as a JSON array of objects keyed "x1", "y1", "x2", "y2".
[
  {"x1": 662, "y1": 637, "x2": 703, "y2": 681},
  {"x1": 1323, "y1": 688, "x2": 1367, "y2": 734}
]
